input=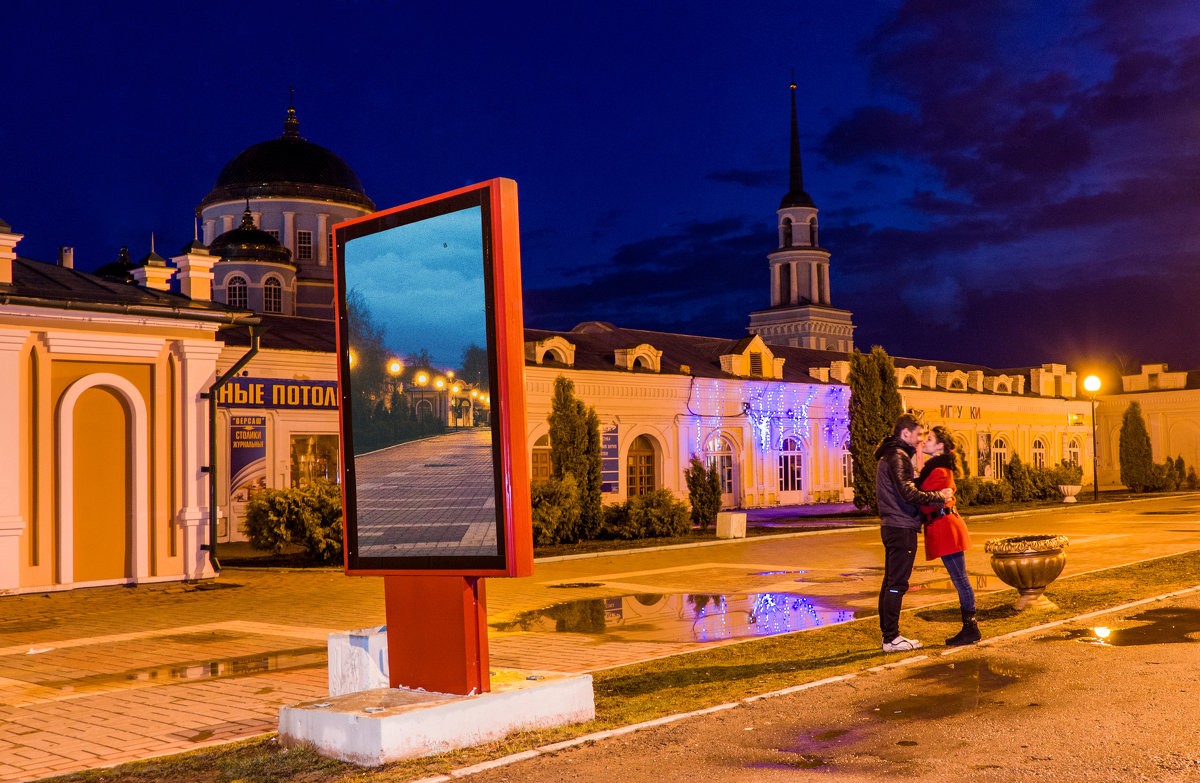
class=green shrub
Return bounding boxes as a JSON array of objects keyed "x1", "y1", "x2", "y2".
[
  {"x1": 598, "y1": 501, "x2": 637, "y2": 540},
  {"x1": 685, "y1": 456, "x2": 722, "y2": 530},
  {"x1": 955, "y1": 476, "x2": 981, "y2": 507},
  {"x1": 973, "y1": 480, "x2": 1013, "y2": 505},
  {"x1": 1005, "y1": 456, "x2": 1036, "y2": 502},
  {"x1": 530, "y1": 474, "x2": 582, "y2": 546},
  {"x1": 629, "y1": 489, "x2": 691, "y2": 538},
  {"x1": 242, "y1": 478, "x2": 343, "y2": 563}
]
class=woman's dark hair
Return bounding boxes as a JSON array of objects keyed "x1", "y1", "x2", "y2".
[{"x1": 929, "y1": 425, "x2": 956, "y2": 454}]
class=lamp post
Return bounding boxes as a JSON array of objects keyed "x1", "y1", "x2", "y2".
[{"x1": 1083, "y1": 375, "x2": 1101, "y2": 501}]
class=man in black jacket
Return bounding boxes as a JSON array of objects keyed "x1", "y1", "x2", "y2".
[{"x1": 874, "y1": 413, "x2": 953, "y2": 652}]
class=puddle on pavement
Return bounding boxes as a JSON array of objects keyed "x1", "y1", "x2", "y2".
[
  {"x1": 871, "y1": 659, "x2": 1031, "y2": 721},
  {"x1": 747, "y1": 754, "x2": 826, "y2": 771},
  {"x1": 1042, "y1": 607, "x2": 1200, "y2": 647},
  {"x1": 750, "y1": 570, "x2": 808, "y2": 576},
  {"x1": 32, "y1": 646, "x2": 326, "y2": 697},
  {"x1": 492, "y1": 592, "x2": 857, "y2": 643},
  {"x1": 548, "y1": 582, "x2": 605, "y2": 589}
]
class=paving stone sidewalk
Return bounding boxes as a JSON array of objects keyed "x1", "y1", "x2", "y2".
[{"x1": 1, "y1": 496, "x2": 1198, "y2": 782}]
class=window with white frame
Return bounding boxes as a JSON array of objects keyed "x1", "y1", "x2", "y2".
[
  {"x1": 992, "y1": 437, "x2": 1009, "y2": 480},
  {"x1": 226, "y1": 275, "x2": 248, "y2": 309},
  {"x1": 1032, "y1": 437, "x2": 1047, "y2": 469},
  {"x1": 627, "y1": 435, "x2": 656, "y2": 497},
  {"x1": 841, "y1": 449, "x2": 853, "y2": 488},
  {"x1": 263, "y1": 276, "x2": 282, "y2": 313},
  {"x1": 778, "y1": 437, "x2": 804, "y2": 492},
  {"x1": 266, "y1": 229, "x2": 280, "y2": 240},
  {"x1": 1066, "y1": 438, "x2": 1082, "y2": 466},
  {"x1": 297, "y1": 230, "x2": 313, "y2": 260}
]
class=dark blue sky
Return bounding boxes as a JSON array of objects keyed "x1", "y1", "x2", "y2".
[{"x1": 5, "y1": 0, "x2": 1199, "y2": 374}]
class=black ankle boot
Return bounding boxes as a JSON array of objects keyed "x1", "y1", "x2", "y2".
[{"x1": 945, "y1": 611, "x2": 981, "y2": 646}]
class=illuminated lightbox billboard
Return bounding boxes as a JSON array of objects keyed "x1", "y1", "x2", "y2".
[{"x1": 334, "y1": 179, "x2": 533, "y2": 576}]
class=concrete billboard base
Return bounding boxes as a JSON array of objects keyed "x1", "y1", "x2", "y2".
[{"x1": 278, "y1": 673, "x2": 595, "y2": 766}]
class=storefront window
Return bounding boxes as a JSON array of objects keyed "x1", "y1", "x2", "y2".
[{"x1": 291, "y1": 434, "x2": 339, "y2": 487}]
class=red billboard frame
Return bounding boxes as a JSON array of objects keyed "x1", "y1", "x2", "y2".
[{"x1": 333, "y1": 179, "x2": 533, "y2": 578}]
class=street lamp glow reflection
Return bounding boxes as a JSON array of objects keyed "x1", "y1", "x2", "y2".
[{"x1": 1094, "y1": 626, "x2": 1111, "y2": 639}]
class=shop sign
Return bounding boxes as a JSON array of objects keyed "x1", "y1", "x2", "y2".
[
  {"x1": 216, "y1": 377, "x2": 338, "y2": 410},
  {"x1": 939, "y1": 404, "x2": 982, "y2": 419},
  {"x1": 601, "y1": 422, "x2": 620, "y2": 492},
  {"x1": 229, "y1": 415, "x2": 268, "y2": 523}
]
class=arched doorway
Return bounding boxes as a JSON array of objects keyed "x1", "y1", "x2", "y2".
[
  {"x1": 56, "y1": 373, "x2": 149, "y2": 586},
  {"x1": 705, "y1": 434, "x2": 738, "y2": 508},
  {"x1": 777, "y1": 436, "x2": 805, "y2": 503}
]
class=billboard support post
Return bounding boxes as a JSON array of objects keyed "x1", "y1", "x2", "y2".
[{"x1": 383, "y1": 575, "x2": 489, "y2": 695}]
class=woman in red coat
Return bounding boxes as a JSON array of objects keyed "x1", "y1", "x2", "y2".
[{"x1": 917, "y1": 426, "x2": 980, "y2": 646}]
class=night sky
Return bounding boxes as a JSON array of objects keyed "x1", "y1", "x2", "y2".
[{"x1": 5, "y1": 1, "x2": 1199, "y2": 377}]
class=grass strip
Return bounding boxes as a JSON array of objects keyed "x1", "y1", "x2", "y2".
[{"x1": 42, "y1": 547, "x2": 1200, "y2": 783}]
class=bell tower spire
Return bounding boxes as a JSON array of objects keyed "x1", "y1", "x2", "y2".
[{"x1": 746, "y1": 78, "x2": 855, "y2": 353}]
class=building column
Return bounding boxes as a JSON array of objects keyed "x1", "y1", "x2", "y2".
[
  {"x1": 172, "y1": 340, "x2": 224, "y2": 580},
  {"x1": 316, "y1": 213, "x2": 330, "y2": 267},
  {"x1": 0, "y1": 329, "x2": 30, "y2": 590},
  {"x1": 282, "y1": 211, "x2": 296, "y2": 256}
]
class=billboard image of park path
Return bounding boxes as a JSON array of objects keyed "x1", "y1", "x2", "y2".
[{"x1": 352, "y1": 428, "x2": 498, "y2": 559}]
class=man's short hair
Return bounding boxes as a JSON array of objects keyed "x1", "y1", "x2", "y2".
[{"x1": 893, "y1": 413, "x2": 923, "y2": 437}]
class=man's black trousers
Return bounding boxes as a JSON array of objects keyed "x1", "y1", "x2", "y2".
[{"x1": 878, "y1": 524, "x2": 918, "y2": 643}]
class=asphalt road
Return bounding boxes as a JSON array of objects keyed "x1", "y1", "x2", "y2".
[{"x1": 464, "y1": 589, "x2": 1200, "y2": 782}]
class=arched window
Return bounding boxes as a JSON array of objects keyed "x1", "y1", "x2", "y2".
[
  {"x1": 901, "y1": 373, "x2": 920, "y2": 388},
  {"x1": 705, "y1": 435, "x2": 735, "y2": 497},
  {"x1": 949, "y1": 379, "x2": 965, "y2": 390},
  {"x1": 781, "y1": 217, "x2": 793, "y2": 247},
  {"x1": 415, "y1": 399, "x2": 434, "y2": 420},
  {"x1": 809, "y1": 217, "x2": 818, "y2": 246},
  {"x1": 627, "y1": 435, "x2": 656, "y2": 497},
  {"x1": 1066, "y1": 437, "x2": 1082, "y2": 467},
  {"x1": 778, "y1": 437, "x2": 804, "y2": 492},
  {"x1": 992, "y1": 437, "x2": 1009, "y2": 480},
  {"x1": 779, "y1": 263, "x2": 791, "y2": 305},
  {"x1": 1032, "y1": 437, "x2": 1047, "y2": 469},
  {"x1": 995, "y1": 382, "x2": 1010, "y2": 394},
  {"x1": 841, "y1": 448, "x2": 854, "y2": 488},
  {"x1": 226, "y1": 275, "x2": 248, "y2": 309},
  {"x1": 531, "y1": 434, "x2": 551, "y2": 482},
  {"x1": 263, "y1": 276, "x2": 282, "y2": 313}
]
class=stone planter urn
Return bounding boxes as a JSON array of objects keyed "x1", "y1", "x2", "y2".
[
  {"x1": 1058, "y1": 484, "x2": 1082, "y2": 503},
  {"x1": 985, "y1": 535, "x2": 1069, "y2": 610}
]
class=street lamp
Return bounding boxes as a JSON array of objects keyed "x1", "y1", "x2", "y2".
[{"x1": 1084, "y1": 375, "x2": 1101, "y2": 501}]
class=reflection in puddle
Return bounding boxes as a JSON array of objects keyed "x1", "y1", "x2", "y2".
[
  {"x1": 36, "y1": 647, "x2": 326, "y2": 696},
  {"x1": 492, "y1": 592, "x2": 857, "y2": 643},
  {"x1": 1045, "y1": 607, "x2": 1200, "y2": 647},
  {"x1": 871, "y1": 659, "x2": 1030, "y2": 721}
]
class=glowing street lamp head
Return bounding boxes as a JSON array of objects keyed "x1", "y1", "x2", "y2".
[
  {"x1": 387, "y1": 359, "x2": 403, "y2": 375},
  {"x1": 1083, "y1": 375, "x2": 1101, "y2": 393},
  {"x1": 471, "y1": 390, "x2": 478, "y2": 398},
  {"x1": 435, "y1": 378, "x2": 446, "y2": 389},
  {"x1": 416, "y1": 372, "x2": 428, "y2": 385},
  {"x1": 451, "y1": 384, "x2": 461, "y2": 393},
  {"x1": 347, "y1": 351, "x2": 356, "y2": 367},
  {"x1": 447, "y1": 370, "x2": 455, "y2": 378}
]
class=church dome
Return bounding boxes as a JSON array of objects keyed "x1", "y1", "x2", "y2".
[
  {"x1": 198, "y1": 105, "x2": 375, "y2": 212},
  {"x1": 210, "y1": 209, "x2": 294, "y2": 265}
]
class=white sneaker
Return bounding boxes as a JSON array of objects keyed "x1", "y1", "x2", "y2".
[{"x1": 882, "y1": 635, "x2": 923, "y2": 653}]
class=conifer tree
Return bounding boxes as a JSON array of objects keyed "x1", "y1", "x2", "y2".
[
  {"x1": 1118, "y1": 401, "x2": 1154, "y2": 492},
  {"x1": 848, "y1": 347, "x2": 902, "y2": 509},
  {"x1": 548, "y1": 376, "x2": 603, "y2": 539}
]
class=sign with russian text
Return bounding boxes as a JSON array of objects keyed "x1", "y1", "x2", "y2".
[
  {"x1": 216, "y1": 377, "x2": 339, "y2": 410},
  {"x1": 229, "y1": 415, "x2": 267, "y2": 498},
  {"x1": 601, "y1": 422, "x2": 619, "y2": 492}
]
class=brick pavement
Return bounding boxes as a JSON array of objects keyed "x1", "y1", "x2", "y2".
[{"x1": 1, "y1": 496, "x2": 1199, "y2": 781}]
